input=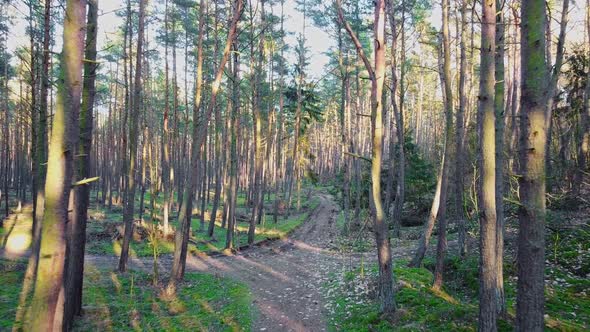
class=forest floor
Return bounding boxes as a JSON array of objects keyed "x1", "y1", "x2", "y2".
[
  {"x1": 2, "y1": 187, "x2": 589, "y2": 331},
  {"x1": 0, "y1": 190, "x2": 416, "y2": 331}
]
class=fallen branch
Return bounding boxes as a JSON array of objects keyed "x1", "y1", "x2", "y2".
[{"x1": 72, "y1": 177, "x2": 100, "y2": 186}]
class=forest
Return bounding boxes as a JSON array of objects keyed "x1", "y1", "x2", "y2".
[{"x1": 0, "y1": 0, "x2": 589, "y2": 330}]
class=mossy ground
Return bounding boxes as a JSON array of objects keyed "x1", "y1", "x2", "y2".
[
  {"x1": 0, "y1": 259, "x2": 253, "y2": 331},
  {"x1": 324, "y1": 206, "x2": 590, "y2": 331}
]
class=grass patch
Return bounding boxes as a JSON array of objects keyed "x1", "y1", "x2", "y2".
[{"x1": 0, "y1": 259, "x2": 253, "y2": 331}]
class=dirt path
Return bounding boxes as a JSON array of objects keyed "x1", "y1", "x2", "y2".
[
  {"x1": 83, "y1": 193, "x2": 347, "y2": 332},
  {"x1": 186, "y1": 193, "x2": 344, "y2": 332}
]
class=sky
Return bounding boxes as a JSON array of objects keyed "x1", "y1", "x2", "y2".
[
  {"x1": 4, "y1": 0, "x2": 589, "y2": 81},
  {"x1": 6, "y1": 0, "x2": 334, "y2": 80}
]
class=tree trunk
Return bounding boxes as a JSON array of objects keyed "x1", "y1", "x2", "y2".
[
  {"x1": 573, "y1": 0, "x2": 589, "y2": 195},
  {"x1": 478, "y1": 0, "x2": 498, "y2": 328},
  {"x1": 169, "y1": 0, "x2": 243, "y2": 291},
  {"x1": 226, "y1": 40, "x2": 241, "y2": 250},
  {"x1": 408, "y1": 157, "x2": 443, "y2": 267},
  {"x1": 63, "y1": 0, "x2": 97, "y2": 326},
  {"x1": 455, "y1": 0, "x2": 468, "y2": 257},
  {"x1": 544, "y1": 0, "x2": 569, "y2": 191},
  {"x1": 162, "y1": 0, "x2": 172, "y2": 236},
  {"x1": 119, "y1": 0, "x2": 146, "y2": 273},
  {"x1": 393, "y1": 3, "x2": 406, "y2": 238},
  {"x1": 516, "y1": 0, "x2": 549, "y2": 328},
  {"x1": 385, "y1": 3, "x2": 398, "y2": 235},
  {"x1": 273, "y1": 0, "x2": 285, "y2": 224},
  {"x1": 337, "y1": 0, "x2": 395, "y2": 315},
  {"x1": 27, "y1": 0, "x2": 86, "y2": 329},
  {"x1": 494, "y1": 0, "x2": 506, "y2": 316},
  {"x1": 14, "y1": 0, "x2": 51, "y2": 326},
  {"x1": 432, "y1": 0, "x2": 454, "y2": 291},
  {"x1": 249, "y1": 0, "x2": 266, "y2": 244}
]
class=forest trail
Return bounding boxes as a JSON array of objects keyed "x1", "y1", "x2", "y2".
[
  {"x1": 188, "y1": 192, "x2": 344, "y2": 332},
  {"x1": 82, "y1": 193, "x2": 350, "y2": 332}
]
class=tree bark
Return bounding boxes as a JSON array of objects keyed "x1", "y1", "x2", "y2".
[
  {"x1": 162, "y1": 0, "x2": 172, "y2": 236},
  {"x1": 432, "y1": 0, "x2": 454, "y2": 291},
  {"x1": 478, "y1": 0, "x2": 498, "y2": 328},
  {"x1": 544, "y1": 0, "x2": 569, "y2": 191},
  {"x1": 494, "y1": 0, "x2": 506, "y2": 316},
  {"x1": 573, "y1": 0, "x2": 589, "y2": 195},
  {"x1": 27, "y1": 0, "x2": 86, "y2": 329},
  {"x1": 456, "y1": 0, "x2": 468, "y2": 257},
  {"x1": 516, "y1": 0, "x2": 549, "y2": 328},
  {"x1": 393, "y1": 2, "x2": 406, "y2": 238},
  {"x1": 226, "y1": 40, "x2": 241, "y2": 250},
  {"x1": 64, "y1": 0, "x2": 98, "y2": 326}
]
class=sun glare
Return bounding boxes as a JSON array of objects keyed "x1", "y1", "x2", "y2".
[{"x1": 6, "y1": 232, "x2": 31, "y2": 254}]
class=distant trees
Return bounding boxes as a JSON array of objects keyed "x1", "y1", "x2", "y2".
[{"x1": 168, "y1": 0, "x2": 243, "y2": 292}]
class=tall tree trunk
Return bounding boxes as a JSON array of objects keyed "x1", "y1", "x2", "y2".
[
  {"x1": 14, "y1": 0, "x2": 51, "y2": 326},
  {"x1": 393, "y1": 2, "x2": 406, "y2": 238},
  {"x1": 169, "y1": 0, "x2": 206, "y2": 288},
  {"x1": 338, "y1": 24, "x2": 351, "y2": 232},
  {"x1": 455, "y1": 0, "x2": 468, "y2": 257},
  {"x1": 273, "y1": 0, "x2": 285, "y2": 224},
  {"x1": 337, "y1": 0, "x2": 395, "y2": 315},
  {"x1": 478, "y1": 0, "x2": 498, "y2": 328},
  {"x1": 432, "y1": 0, "x2": 454, "y2": 291},
  {"x1": 27, "y1": 0, "x2": 86, "y2": 329},
  {"x1": 516, "y1": 0, "x2": 549, "y2": 328},
  {"x1": 494, "y1": 0, "x2": 506, "y2": 316},
  {"x1": 385, "y1": 2, "x2": 398, "y2": 235},
  {"x1": 226, "y1": 40, "x2": 241, "y2": 250},
  {"x1": 2, "y1": 13, "x2": 8, "y2": 219},
  {"x1": 162, "y1": 0, "x2": 172, "y2": 235},
  {"x1": 119, "y1": 0, "x2": 146, "y2": 273},
  {"x1": 574, "y1": 0, "x2": 590, "y2": 194},
  {"x1": 64, "y1": 0, "x2": 97, "y2": 326},
  {"x1": 544, "y1": 0, "x2": 569, "y2": 191},
  {"x1": 28, "y1": 0, "x2": 39, "y2": 254},
  {"x1": 208, "y1": 0, "x2": 222, "y2": 237},
  {"x1": 249, "y1": 0, "x2": 266, "y2": 244}
]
